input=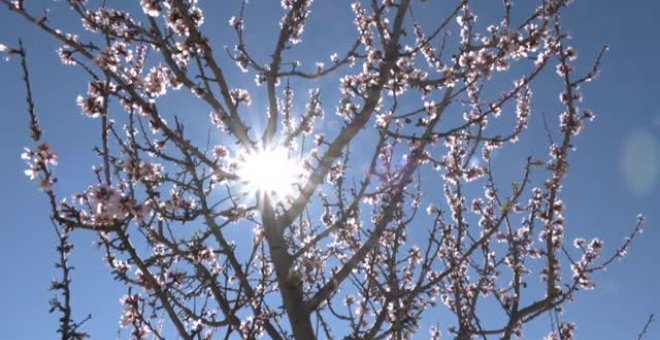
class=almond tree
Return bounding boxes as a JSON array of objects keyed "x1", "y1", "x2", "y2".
[{"x1": 3, "y1": 0, "x2": 644, "y2": 339}]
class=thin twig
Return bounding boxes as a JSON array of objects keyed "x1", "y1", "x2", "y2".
[{"x1": 637, "y1": 313, "x2": 655, "y2": 340}]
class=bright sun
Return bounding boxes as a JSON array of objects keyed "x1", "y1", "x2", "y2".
[{"x1": 237, "y1": 146, "x2": 300, "y2": 199}]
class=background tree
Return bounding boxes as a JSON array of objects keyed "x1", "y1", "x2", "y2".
[{"x1": 1, "y1": 0, "x2": 646, "y2": 339}]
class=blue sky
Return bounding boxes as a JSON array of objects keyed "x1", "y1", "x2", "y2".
[{"x1": 0, "y1": 1, "x2": 659, "y2": 339}]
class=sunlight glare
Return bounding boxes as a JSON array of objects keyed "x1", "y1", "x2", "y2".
[{"x1": 238, "y1": 147, "x2": 300, "y2": 199}]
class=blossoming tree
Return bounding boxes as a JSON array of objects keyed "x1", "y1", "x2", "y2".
[{"x1": 3, "y1": 0, "x2": 645, "y2": 339}]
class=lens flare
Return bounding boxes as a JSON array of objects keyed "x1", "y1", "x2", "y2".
[{"x1": 621, "y1": 129, "x2": 658, "y2": 197}]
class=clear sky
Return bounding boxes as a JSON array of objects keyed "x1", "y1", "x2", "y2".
[{"x1": 0, "y1": 1, "x2": 659, "y2": 339}]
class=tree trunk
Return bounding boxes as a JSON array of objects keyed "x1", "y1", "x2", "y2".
[{"x1": 261, "y1": 197, "x2": 316, "y2": 340}]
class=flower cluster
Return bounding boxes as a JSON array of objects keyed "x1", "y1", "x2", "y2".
[
  {"x1": 229, "y1": 88, "x2": 252, "y2": 107},
  {"x1": 280, "y1": 0, "x2": 313, "y2": 44},
  {"x1": 140, "y1": 0, "x2": 161, "y2": 17},
  {"x1": 21, "y1": 143, "x2": 57, "y2": 191},
  {"x1": 123, "y1": 157, "x2": 164, "y2": 185},
  {"x1": 119, "y1": 294, "x2": 152, "y2": 339},
  {"x1": 144, "y1": 66, "x2": 174, "y2": 98},
  {"x1": 76, "y1": 81, "x2": 107, "y2": 118}
]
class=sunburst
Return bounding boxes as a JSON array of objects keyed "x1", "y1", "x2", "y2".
[{"x1": 237, "y1": 146, "x2": 301, "y2": 199}]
